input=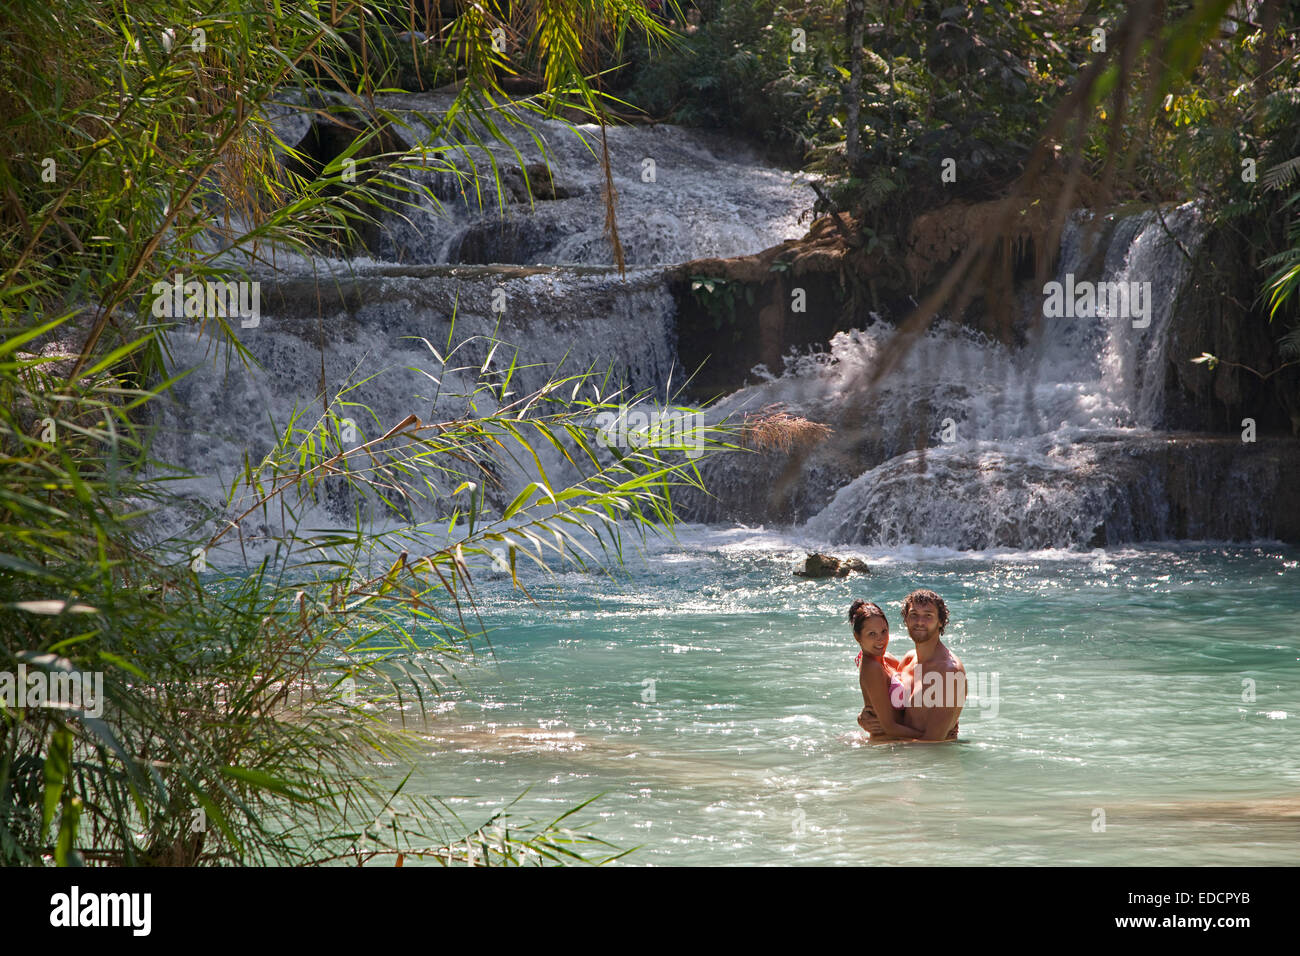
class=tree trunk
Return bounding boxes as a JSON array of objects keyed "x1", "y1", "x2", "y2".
[{"x1": 844, "y1": 0, "x2": 867, "y2": 173}]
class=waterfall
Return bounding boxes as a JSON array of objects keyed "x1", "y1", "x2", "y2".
[
  {"x1": 149, "y1": 98, "x2": 813, "y2": 546},
  {"x1": 159, "y1": 95, "x2": 1283, "y2": 551},
  {"x1": 682, "y1": 202, "x2": 1284, "y2": 548},
  {"x1": 149, "y1": 267, "x2": 679, "y2": 532},
  {"x1": 257, "y1": 92, "x2": 812, "y2": 268}
]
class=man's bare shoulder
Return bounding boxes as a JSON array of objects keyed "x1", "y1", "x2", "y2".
[{"x1": 928, "y1": 647, "x2": 965, "y2": 673}]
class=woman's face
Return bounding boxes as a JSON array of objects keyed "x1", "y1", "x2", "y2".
[{"x1": 855, "y1": 615, "x2": 889, "y2": 656}]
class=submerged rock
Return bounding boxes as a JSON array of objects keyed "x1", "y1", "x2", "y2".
[
  {"x1": 794, "y1": 553, "x2": 870, "y2": 578},
  {"x1": 801, "y1": 434, "x2": 1300, "y2": 549}
]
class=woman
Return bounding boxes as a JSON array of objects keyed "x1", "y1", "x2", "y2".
[{"x1": 850, "y1": 599, "x2": 926, "y2": 742}]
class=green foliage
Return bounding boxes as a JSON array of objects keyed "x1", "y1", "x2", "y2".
[
  {"x1": 622, "y1": 1, "x2": 1098, "y2": 275},
  {"x1": 1258, "y1": 99, "x2": 1300, "y2": 327},
  {"x1": 0, "y1": 0, "x2": 734, "y2": 867},
  {"x1": 1118, "y1": 8, "x2": 1300, "y2": 370},
  {"x1": 0, "y1": 309, "x2": 728, "y2": 864},
  {"x1": 628, "y1": 3, "x2": 1085, "y2": 170},
  {"x1": 690, "y1": 274, "x2": 754, "y2": 343},
  {"x1": 630, "y1": 1, "x2": 1299, "y2": 412},
  {"x1": 1264, "y1": 191, "x2": 1300, "y2": 321}
]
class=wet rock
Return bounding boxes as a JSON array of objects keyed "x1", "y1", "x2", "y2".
[
  {"x1": 794, "y1": 552, "x2": 870, "y2": 578},
  {"x1": 801, "y1": 434, "x2": 1300, "y2": 549},
  {"x1": 498, "y1": 163, "x2": 573, "y2": 203}
]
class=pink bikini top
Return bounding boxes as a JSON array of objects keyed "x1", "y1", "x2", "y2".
[{"x1": 888, "y1": 674, "x2": 907, "y2": 709}]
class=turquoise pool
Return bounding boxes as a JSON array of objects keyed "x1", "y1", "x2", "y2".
[{"x1": 399, "y1": 529, "x2": 1300, "y2": 865}]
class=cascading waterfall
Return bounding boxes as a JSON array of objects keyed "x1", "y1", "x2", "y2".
[
  {"x1": 686, "y1": 202, "x2": 1287, "y2": 548},
  {"x1": 157, "y1": 96, "x2": 1282, "y2": 551},
  {"x1": 259, "y1": 92, "x2": 813, "y2": 269},
  {"x1": 150, "y1": 266, "x2": 679, "y2": 524},
  {"x1": 149, "y1": 96, "x2": 813, "y2": 546}
]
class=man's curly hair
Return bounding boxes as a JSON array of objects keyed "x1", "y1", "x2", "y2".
[{"x1": 901, "y1": 589, "x2": 949, "y2": 633}]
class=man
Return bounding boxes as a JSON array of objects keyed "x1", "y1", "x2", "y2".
[{"x1": 895, "y1": 589, "x2": 965, "y2": 742}]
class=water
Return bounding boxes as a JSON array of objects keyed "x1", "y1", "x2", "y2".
[
  {"x1": 156, "y1": 97, "x2": 816, "y2": 532},
  {"x1": 148, "y1": 265, "x2": 681, "y2": 528},
  {"x1": 259, "y1": 91, "x2": 813, "y2": 268},
  {"x1": 688, "y1": 205, "x2": 1223, "y2": 542},
  {"x1": 393, "y1": 529, "x2": 1300, "y2": 865},
  {"x1": 171, "y1": 108, "x2": 1280, "y2": 550},
  {"x1": 162, "y1": 109, "x2": 1296, "y2": 865}
]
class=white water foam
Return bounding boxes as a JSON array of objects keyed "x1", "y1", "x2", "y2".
[
  {"x1": 247, "y1": 92, "x2": 815, "y2": 268},
  {"x1": 687, "y1": 204, "x2": 1207, "y2": 547}
]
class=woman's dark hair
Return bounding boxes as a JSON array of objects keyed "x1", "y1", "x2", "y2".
[{"x1": 848, "y1": 599, "x2": 889, "y2": 636}]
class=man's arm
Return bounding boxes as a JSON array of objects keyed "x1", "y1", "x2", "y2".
[{"x1": 912, "y1": 703, "x2": 961, "y2": 741}]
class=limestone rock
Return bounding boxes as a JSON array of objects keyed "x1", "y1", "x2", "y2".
[{"x1": 794, "y1": 552, "x2": 870, "y2": 578}]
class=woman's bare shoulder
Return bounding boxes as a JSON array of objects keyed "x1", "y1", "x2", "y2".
[{"x1": 859, "y1": 656, "x2": 888, "y2": 683}]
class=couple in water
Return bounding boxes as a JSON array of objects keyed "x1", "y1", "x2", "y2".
[{"x1": 851, "y1": 589, "x2": 965, "y2": 742}]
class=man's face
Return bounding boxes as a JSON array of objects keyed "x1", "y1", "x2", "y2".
[
  {"x1": 904, "y1": 601, "x2": 942, "y2": 645},
  {"x1": 855, "y1": 616, "x2": 889, "y2": 657}
]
